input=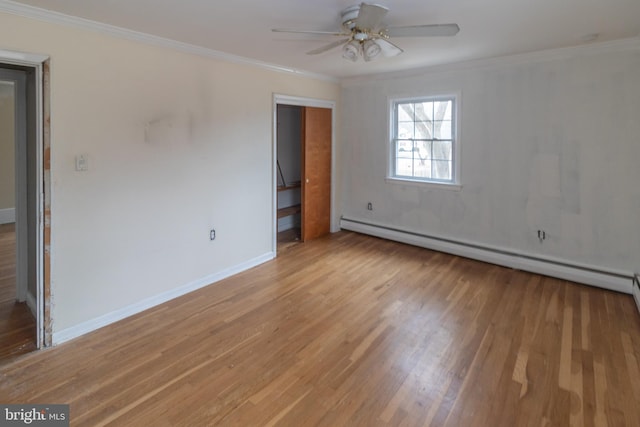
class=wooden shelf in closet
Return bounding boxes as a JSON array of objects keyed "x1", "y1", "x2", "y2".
[
  {"x1": 277, "y1": 204, "x2": 301, "y2": 219},
  {"x1": 277, "y1": 182, "x2": 301, "y2": 192}
]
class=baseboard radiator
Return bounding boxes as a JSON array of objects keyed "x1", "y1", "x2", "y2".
[{"x1": 340, "y1": 217, "x2": 634, "y2": 295}]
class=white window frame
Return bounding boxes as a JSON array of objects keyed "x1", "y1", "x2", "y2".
[{"x1": 387, "y1": 92, "x2": 461, "y2": 190}]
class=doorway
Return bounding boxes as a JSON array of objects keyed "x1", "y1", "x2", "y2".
[
  {"x1": 273, "y1": 95, "x2": 335, "y2": 253},
  {"x1": 0, "y1": 51, "x2": 48, "y2": 360},
  {"x1": 276, "y1": 104, "x2": 302, "y2": 249}
]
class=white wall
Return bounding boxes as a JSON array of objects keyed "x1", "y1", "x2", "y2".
[
  {"x1": 0, "y1": 11, "x2": 340, "y2": 337},
  {"x1": 341, "y1": 42, "x2": 640, "y2": 276}
]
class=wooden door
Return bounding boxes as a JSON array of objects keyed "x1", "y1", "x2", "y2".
[{"x1": 301, "y1": 107, "x2": 331, "y2": 241}]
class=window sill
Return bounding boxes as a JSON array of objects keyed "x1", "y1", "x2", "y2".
[{"x1": 385, "y1": 177, "x2": 462, "y2": 191}]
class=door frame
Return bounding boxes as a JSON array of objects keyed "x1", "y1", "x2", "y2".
[
  {"x1": 272, "y1": 94, "x2": 336, "y2": 254},
  {"x1": 0, "y1": 69, "x2": 27, "y2": 302},
  {"x1": 1, "y1": 48, "x2": 49, "y2": 348}
]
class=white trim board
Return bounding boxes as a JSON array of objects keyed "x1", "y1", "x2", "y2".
[
  {"x1": 633, "y1": 275, "x2": 640, "y2": 316},
  {"x1": 341, "y1": 217, "x2": 633, "y2": 294},
  {"x1": 26, "y1": 290, "x2": 37, "y2": 318},
  {"x1": 52, "y1": 251, "x2": 275, "y2": 345},
  {"x1": 0, "y1": 207, "x2": 15, "y2": 224}
]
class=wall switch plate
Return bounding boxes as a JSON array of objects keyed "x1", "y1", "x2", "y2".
[{"x1": 75, "y1": 154, "x2": 88, "y2": 171}]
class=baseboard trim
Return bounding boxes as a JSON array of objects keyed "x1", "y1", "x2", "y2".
[
  {"x1": 0, "y1": 207, "x2": 15, "y2": 224},
  {"x1": 52, "y1": 251, "x2": 275, "y2": 345},
  {"x1": 26, "y1": 290, "x2": 37, "y2": 318},
  {"x1": 341, "y1": 217, "x2": 633, "y2": 294}
]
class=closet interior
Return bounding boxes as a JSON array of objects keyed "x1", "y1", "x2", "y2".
[{"x1": 276, "y1": 104, "x2": 302, "y2": 248}]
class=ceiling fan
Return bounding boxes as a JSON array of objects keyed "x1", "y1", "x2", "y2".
[{"x1": 272, "y1": 3, "x2": 459, "y2": 62}]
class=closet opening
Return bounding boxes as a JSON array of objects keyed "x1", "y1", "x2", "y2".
[
  {"x1": 274, "y1": 96, "x2": 334, "y2": 253},
  {"x1": 276, "y1": 104, "x2": 302, "y2": 250}
]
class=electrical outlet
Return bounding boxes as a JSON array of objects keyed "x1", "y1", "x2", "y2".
[
  {"x1": 210, "y1": 229, "x2": 216, "y2": 241},
  {"x1": 367, "y1": 202, "x2": 373, "y2": 211},
  {"x1": 537, "y1": 229, "x2": 546, "y2": 242}
]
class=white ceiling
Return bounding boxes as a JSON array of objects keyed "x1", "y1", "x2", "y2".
[{"x1": 7, "y1": 0, "x2": 640, "y2": 79}]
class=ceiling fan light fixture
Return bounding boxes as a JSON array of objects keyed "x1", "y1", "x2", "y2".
[
  {"x1": 274, "y1": 3, "x2": 460, "y2": 63},
  {"x1": 342, "y1": 40, "x2": 360, "y2": 62},
  {"x1": 362, "y1": 39, "x2": 382, "y2": 61},
  {"x1": 341, "y1": 5, "x2": 360, "y2": 31}
]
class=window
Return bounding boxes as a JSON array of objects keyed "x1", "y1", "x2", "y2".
[{"x1": 390, "y1": 95, "x2": 459, "y2": 186}]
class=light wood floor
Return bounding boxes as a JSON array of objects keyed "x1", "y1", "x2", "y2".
[
  {"x1": 0, "y1": 223, "x2": 36, "y2": 364},
  {"x1": 1, "y1": 231, "x2": 639, "y2": 426}
]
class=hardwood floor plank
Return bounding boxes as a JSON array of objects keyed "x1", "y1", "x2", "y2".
[
  {"x1": 559, "y1": 304, "x2": 574, "y2": 391},
  {"x1": 620, "y1": 331, "x2": 640, "y2": 402},
  {"x1": 0, "y1": 223, "x2": 37, "y2": 365},
  {"x1": 1, "y1": 231, "x2": 639, "y2": 426},
  {"x1": 592, "y1": 359, "x2": 609, "y2": 427}
]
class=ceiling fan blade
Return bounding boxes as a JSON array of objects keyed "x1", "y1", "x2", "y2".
[
  {"x1": 376, "y1": 38, "x2": 404, "y2": 57},
  {"x1": 306, "y1": 38, "x2": 351, "y2": 55},
  {"x1": 272, "y1": 28, "x2": 346, "y2": 36},
  {"x1": 386, "y1": 24, "x2": 460, "y2": 37},
  {"x1": 356, "y1": 3, "x2": 389, "y2": 30}
]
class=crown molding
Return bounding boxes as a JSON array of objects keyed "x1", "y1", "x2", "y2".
[
  {"x1": 342, "y1": 36, "x2": 640, "y2": 86},
  {"x1": 3, "y1": 0, "x2": 637, "y2": 87},
  {"x1": 0, "y1": 0, "x2": 338, "y2": 83}
]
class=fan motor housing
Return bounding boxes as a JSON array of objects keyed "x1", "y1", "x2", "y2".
[{"x1": 341, "y1": 5, "x2": 360, "y2": 30}]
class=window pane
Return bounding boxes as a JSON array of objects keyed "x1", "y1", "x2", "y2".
[
  {"x1": 398, "y1": 122, "x2": 414, "y2": 139},
  {"x1": 396, "y1": 151, "x2": 414, "y2": 160},
  {"x1": 397, "y1": 104, "x2": 414, "y2": 122},
  {"x1": 415, "y1": 102, "x2": 434, "y2": 121},
  {"x1": 413, "y1": 158, "x2": 431, "y2": 177},
  {"x1": 433, "y1": 120, "x2": 452, "y2": 139},
  {"x1": 396, "y1": 157, "x2": 413, "y2": 176},
  {"x1": 431, "y1": 161, "x2": 452, "y2": 180},
  {"x1": 416, "y1": 140, "x2": 432, "y2": 160},
  {"x1": 434, "y1": 101, "x2": 452, "y2": 120},
  {"x1": 433, "y1": 140, "x2": 452, "y2": 161},
  {"x1": 397, "y1": 139, "x2": 414, "y2": 156},
  {"x1": 415, "y1": 121, "x2": 432, "y2": 139}
]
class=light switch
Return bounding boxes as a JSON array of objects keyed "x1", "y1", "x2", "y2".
[{"x1": 75, "y1": 154, "x2": 88, "y2": 171}]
